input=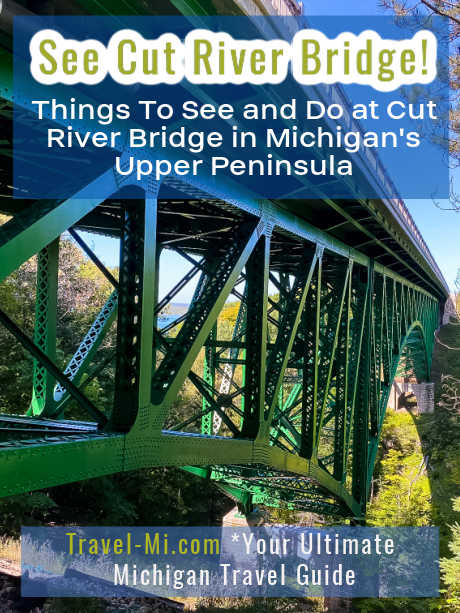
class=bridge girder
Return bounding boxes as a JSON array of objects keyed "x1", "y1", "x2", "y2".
[
  {"x1": 0, "y1": 171, "x2": 439, "y2": 519},
  {"x1": 0, "y1": 0, "x2": 446, "y2": 519}
]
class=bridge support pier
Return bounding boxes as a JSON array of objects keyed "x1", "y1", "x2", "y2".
[
  {"x1": 221, "y1": 506, "x2": 266, "y2": 527},
  {"x1": 389, "y1": 380, "x2": 434, "y2": 414}
]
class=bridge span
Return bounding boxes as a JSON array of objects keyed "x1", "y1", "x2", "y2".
[{"x1": 0, "y1": 0, "x2": 450, "y2": 520}]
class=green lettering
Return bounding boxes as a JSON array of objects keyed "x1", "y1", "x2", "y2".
[
  {"x1": 39, "y1": 39, "x2": 57, "y2": 75},
  {"x1": 378, "y1": 49, "x2": 395, "y2": 82},
  {"x1": 84, "y1": 49, "x2": 99, "y2": 75},
  {"x1": 62, "y1": 48, "x2": 77, "y2": 75},
  {"x1": 194, "y1": 39, "x2": 212, "y2": 75},
  {"x1": 250, "y1": 49, "x2": 265, "y2": 74},
  {"x1": 400, "y1": 49, "x2": 415, "y2": 75},
  {"x1": 302, "y1": 39, "x2": 320, "y2": 75},
  {"x1": 118, "y1": 39, "x2": 136, "y2": 75},
  {"x1": 145, "y1": 533, "x2": 159, "y2": 554}
]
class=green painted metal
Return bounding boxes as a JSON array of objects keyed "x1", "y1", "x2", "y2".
[
  {"x1": 52, "y1": 291, "x2": 118, "y2": 417},
  {"x1": 0, "y1": 0, "x2": 449, "y2": 519},
  {"x1": 202, "y1": 323, "x2": 217, "y2": 435},
  {"x1": 0, "y1": 184, "x2": 442, "y2": 518},
  {"x1": 29, "y1": 239, "x2": 59, "y2": 417}
]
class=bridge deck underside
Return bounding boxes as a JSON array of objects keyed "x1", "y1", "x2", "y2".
[
  {"x1": 0, "y1": 191, "x2": 440, "y2": 518},
  {"x1": 0, "y1": 162, "x2": 447, "y2": 300}
]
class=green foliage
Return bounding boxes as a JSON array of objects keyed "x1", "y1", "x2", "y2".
[
  {"x1": 358, "y1": 319, "x2": 460, "y2": 612},
  {"x1": 422, "y1": 326, "x2": 460, "y2": 555},
  {"x1": 367, "y1": 411, "x2": 431, "y2": 526},
  {"x1": 0, "y1": 492, "x2": 57, "y2": 537},
  {"x1": 356, "y1": 410, "x2": 436, "y2": 611},
  {"x1": 0, "y1": 238, "x2": 116, "y2": 418},
  {"x1": 431, "y1": 324, "x2": 460, "y2": 403},
  {"x1": 439, "y1": 497, "x2": 460, "y2": 611},
  {"x1": 38, "y1": 467, "x2": 227, "y2": 529},
  {"x1": 195, "y1": 597, "x2": 324, "y2": 612},
  {"x1": 455, "y1": 269, "x2": 460, "y2": 315},
  {"x1": 367, "y1": 448, "x2": 431, "y2": 526},
  {"x1": 377, "y1": 411, "x2": 421, "y2": 454},
  {"x1": 268, "y1": 503, "x2": 299, "y2": 525},
  {"x1": 221, "y1": 301, "x2": 240, "y2": 324},
  {"x1": 44, "y1": 597, "x2": 106, "y2": 612},
  {"x1": 0, "y1": 469, "x2": 228, "y2": 538},
  {"x1": 354, "y1": 597, "x2": 438, "y2": 612}
]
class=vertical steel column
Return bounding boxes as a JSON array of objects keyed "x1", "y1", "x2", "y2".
[
  {"x1": 150, "y1": 219, "x2": 262, "y2": 431},
  {"x1": 333, "y1": 263, "x2": 352, "y2": 482},
  {"x1": 263, "y1": 245, "x2": 318, "y2": 434},
  {"x1": 315, "y1": 259, "x2": 351, "y2": 444},
  {"x1": 138, "y1": 193, "x2": 158, "y2": 409},
  {"x1": 201, "y1": 323, "x2": 216, "y2": 435},
  {"x1": 110, "y1": 200, "x2": 146, "y2": 432},
  {"x1": 152, "y1": 247, "x2": 162, "y2": 373},
  {"x1": 242, "y1": 232, "x2": 270, "y2": 439},
  {"x1": 300, "y1": 249, "x2": 322, "y2": 458},
  {"x1": 232, "y1": 295, "x2": 247, "y2": 432},
  {"x1": 277, "y1": 273, "x2": 290, "y2": 413},
  {"x1": 352, "y1": 261, "x2": 374, "y2": 517},
  {"x1": 381, "y1": 277, "x2": 391, "y2": 388},
  {"x1": 344, "y1": 266, "x2": 370, "y2": 473},
  {"x1": 29, "y1": 238, "x2": 59, "y2": 416},
  {"x1": 372, "y1": 273, "x2": 384, "y2": 434}
]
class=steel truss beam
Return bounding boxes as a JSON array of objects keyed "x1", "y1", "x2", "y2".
[
  {"x1": 0, "y1": 0, "x2": 447, "y2": 520},
  {"x1": 29, "y1": 239, "x2": 59, "y2": 417},
  {"x1": 0, "y1": 170, "x2": 441, "y2": 519}
]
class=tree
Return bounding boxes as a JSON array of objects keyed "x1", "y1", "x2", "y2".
[
  {"x1": 366, "y1": 412, "x2": 432, "y2": 527},
  {"x1": 456, "y1": 268, "x2": 460, "y2": 314},
  {"x1": 381, "y1": 1, "x2": 460, "y2": 211},
  {"x1": 439, "y1": 497, "x2": 460, "y2": 611},
  {"x1": 0, "y1": 236, "x2": 116, "y2": 418},
  {"x1": 380, "y1": 1, "x2": 459, "y2": 27}
]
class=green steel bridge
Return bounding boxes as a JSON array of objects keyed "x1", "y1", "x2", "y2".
[{"x1": 0, "y1": 0, "x2": 450, "y2": 520}]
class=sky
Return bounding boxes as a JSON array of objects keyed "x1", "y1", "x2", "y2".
[
  {"x1": 407, "y1": 188, "x2": 460, "y2": 292},
  {"x1": 303, "y1": 0, "x2": 386, "y2": 15},
  {"x1": 301, "y1": 0, "x2": 459, "y2": 292},
  {"x1": 84, "y1": 190, "x2": 460, "y2": 303},
  {"x1": 83, "y1": 0, "x2": 459, "y2": 299}
]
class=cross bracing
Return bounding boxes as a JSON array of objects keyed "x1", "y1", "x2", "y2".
[
  {"x1": 0, "y1": 0, "x2": 450, "y2": 519},
  {"x1": 0, "y1": 177, "x2": 444, "y2": 519}
]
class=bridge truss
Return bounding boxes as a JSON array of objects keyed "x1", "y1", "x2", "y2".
[
  {"x1": 0, "y1": 0, "x2": 448, "y2": 521},
  {"x1": 0, "y1": 171, "x2": 441, "y2": 519}
]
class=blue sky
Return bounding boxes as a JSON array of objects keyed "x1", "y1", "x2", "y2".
[
  {"x1": 85, "y1": 189, "x2": 459, "y2": 302},
  {"x1": 301, "y1": 0, "x2": 459, "y2": 291},
  {"x1": 303, "y1": 0, "x2": 385, "y2": 15},
  {"x1": 407, "y1": 192, "x2": 459, "y2": 291},
  {"x1": 84, "y1": 0, "x2": 459, "y2": 298}
]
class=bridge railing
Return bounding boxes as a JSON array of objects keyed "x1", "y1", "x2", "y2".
[
  {"x1": 237, "y1": 2, "x2": 447, "y2": 292},
  {"x1": 321, "y1": 79, "x2": 446, "y2": 289}
]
